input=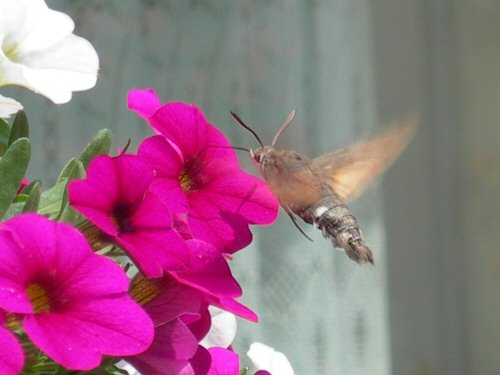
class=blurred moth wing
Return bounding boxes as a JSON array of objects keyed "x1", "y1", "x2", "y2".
[{"x1": 312, "y1": 117, "x2": 417, "y2": 201}]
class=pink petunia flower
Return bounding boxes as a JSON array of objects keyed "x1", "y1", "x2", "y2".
[
  {"x1": 126, "y1": 274, "x2": 212, "y2": 375},
  {"x1": 126, "y1": 240, "x2": 258, "y2": 375},
  {"x1": 128, "y1": 89, "x2": 279, "y2": 253},
  {"x1": 69, "y1": 154, "x2": 189, "y2": 277},
  {"x1": 0, "y1": 213, "x2": 154, "y2": 371}
]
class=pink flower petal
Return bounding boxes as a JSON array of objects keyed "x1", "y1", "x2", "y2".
[
  {"x1": 69, "y1": 155, "x2": 120, "y2": 211},
  {"x1": 184, "y1": 306, "x2": 211, "y2": 341},
  {"x1": 126, "y1": 319, "x2": 199, "y2": 375},
  {"x1": 150, "y1": 179, "x2": 189, "y2": 214},
  {"x1": 69, "y1": 155, "x2": 155, "y2": 235},
  {"x1": 199, "y1": 171, "x2": 279, "y2": 225},
  {"x1": 3, "y1": 215, "x2": 130, "y2": 301},
  {"x1": 207, "y1": 347, "x2": 239, "y2": 375},
  {"x1": 128, "y1": 88, "x2": 162, "y2": 119},
  {"x1": 113, "y1": 154, "x2": 155, "y2": 204},
  {"x1": 71, "y1": 154, "x2": 190, "y2": 277},
  {"x1": 187, "y1": 346, "x2": 212, "y2": 375},
  {"x1": 186, "y1": 210, "x2": 253, "y2": 254},
  {"x1": 141, "y1": 275, "x2": 204, "y2": 326},
  {"x1": 23, "y1": 296, "x2": 153, "y2": 370},
  {"x1": 175, "y1": 240, "x2": 242, "y2": 298},
  {"x1": 215, "y1": 298, "x2": 258, "y2": 323},
  {"x1": 0, "y1": 214, "x2": 154, "y2": 370},
  {"x1": 0, "y1": 277, "x2": 32, "y2": 313},
  {"x1": 139, "y1": 135, "x2": 184, "y2": 179},
  {"x1": 0, "y1": 326, "x2": 24, "y2": 375},
  {"x1": 148, "y1": 102, "x2": 210, "y2": 159},
  {"x1": 118, "y1": 226, "x2": 188, "y2": 277}
]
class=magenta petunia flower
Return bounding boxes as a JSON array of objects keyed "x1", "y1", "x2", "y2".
[
  {"x1": 69, "y1": 154, "x2": 189, "y2": 277},
  {"x1": 128, "y1": 89, "x2": 279, "y2": 253},
  {"x1": 126, "y1": 274, "x2": 212, "y2": 375},
  {"x1": 0, "y1": 213, "x2": 154, "y2": 371}
]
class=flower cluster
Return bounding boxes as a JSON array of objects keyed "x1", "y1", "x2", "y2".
[
  {"x1": 0, "y1": 1, "x2": 292, "y2": 375},
  {"x1": 0, "y1": 89, "x2": 280, "y2": 374}
]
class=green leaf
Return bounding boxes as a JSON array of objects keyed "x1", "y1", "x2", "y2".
[
  {"x1": 40, "y1": 158, "x2": 85, "y2": 220},
  {"x1": 3, "y1": 202, "x2": 24, "y2": 220},
  {"x1": 38, "y1": 179, "x2": 68, "y2": 218},
  {"x1": 240, "y1": 368, "x2": 249, "y2": 375},
  {"x1": 22, "y1": 180, "x2": 41, "y2": 213},
  {"x1": 8, "y1": 110, "x2": 29, "y2": 146},
  {"x1": 57, "y1": 157, "x2": 86, "y2": 183},
  {"x1": 0, "y1": 138, "x2": 31, "y2": 219},
  {"x1": 57, "y1": 159, "x2": 85, "y2": 222},
  {"x1": 0, "y1": 118, "x2": 10, "y2": 155},
  {"x1": 79, "y1": 129, "x2": 112, "y2": 168}
]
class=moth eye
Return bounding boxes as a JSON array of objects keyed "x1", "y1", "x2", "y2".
[{"x1": 253, "y1": 153, "x2": 262, "y2": 164}]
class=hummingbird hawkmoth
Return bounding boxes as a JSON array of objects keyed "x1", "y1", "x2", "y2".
[{"x1": 231, "y1": 110, "x2": 416, "y2": 265}]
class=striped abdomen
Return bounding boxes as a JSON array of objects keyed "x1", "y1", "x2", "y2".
[{"x1": 300, "y1": 191, "x2": 374, "y2": 265}]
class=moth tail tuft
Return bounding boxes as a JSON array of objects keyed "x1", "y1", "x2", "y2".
[{"x1": 342, "y1": 237, "x2": 374, "y2": 265}]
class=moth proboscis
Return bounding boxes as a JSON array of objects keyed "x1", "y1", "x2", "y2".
[{"x1": 231, "y1": 110, "x2": 416, "y2": 265}]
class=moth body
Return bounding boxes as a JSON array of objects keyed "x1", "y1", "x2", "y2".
[
  {"x1": 231, "y1": 110, "x2": 415, "y2": 265},
  {"x1": 254, "y1": 146, "x2": 373, "y2": 264}
]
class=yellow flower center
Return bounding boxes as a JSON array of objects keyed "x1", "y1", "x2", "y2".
[
  {"x1": 2, "y1": 39, "x2": 20, "y2": 62},
  {"x1": 26, "y1": 283, "x2": 51, "y2": 313},
  {"x1": 179, "y1": 169, "x2": 193, "y2": 192},
  {"x1": 129, "y1": 274, "x2": 163, "y2": 306},
  {"x1": 78, "y1": 220, "x2": 109, "y2": 251}
]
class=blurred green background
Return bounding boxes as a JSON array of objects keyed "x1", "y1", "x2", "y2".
[{"x1": 4, "y1": 1, "x2": 500, "y2": 374}]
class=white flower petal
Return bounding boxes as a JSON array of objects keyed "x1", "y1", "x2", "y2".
[
  {"x1": 0, "y1": 0, "x2": 99, "y2": 103},
  {"x1": 248, "y1": 342, "x2": 295, "y2": 375},
  {"x1": 1, "y1": 0, "x2": 74, "y2": 52},
  {"x1": 115, "y1": 361, "x2": 141, "y2": 375},
  {"x1": 0, "y1": 94, "x2": 23, "y2": 118},
  {"x1": 200, "y1": 306, "x2": 237, "y2": 349}
]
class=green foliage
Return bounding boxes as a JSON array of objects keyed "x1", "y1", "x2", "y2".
[
  {"x1": 79, "y1": 128, "x2": 112, "y2": 168},
  {"x1": 0, "y1": 118, "x2": 10, "y2": 155},
  {"x1": 38, "y1": 158, "x2": 86, "y2": 221},
  {"x1": 0, "y1": 112, "x2": 115, "y2": 225},
  {"x1": 21, "y1": 180, "x2": 42, "y2": 213},
  {"x1": 8, "y1": 110, "x2": 29, "y2": 146},
  {"x1": 0, "y1": 137, "x2": 31, "y2": 219}
]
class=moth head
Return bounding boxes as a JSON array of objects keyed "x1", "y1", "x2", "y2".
[{"x1": 250, "y1": 146, "x2": 275, "y2": 168}]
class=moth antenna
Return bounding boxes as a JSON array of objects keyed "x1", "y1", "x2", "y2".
[
  {"x1": 231, "y1": 146, "x2": 252, "y2": 153},
  {"x1": 271, "y1": 109, "x2": 296, "y2": 146},
  {"x1": 207, "y1": 144, "x2": 251, "y2": 153},
  {"x1": 230, "y1": 111, "x2": 264, "y2": 148}
]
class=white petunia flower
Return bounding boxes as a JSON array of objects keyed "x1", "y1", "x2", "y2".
[
  {"x1": 200, "y1": 306, "x2": 237, "y2": 349},
  {"x1": 0, "y1": 0, "x2": 99, "y2": 104},
  {"x1": 248, "y1": 342, "x2": 295, "y2": 375},
  {"x1": 0, "y1": 94, "x2": 22, "y2": 118}
]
